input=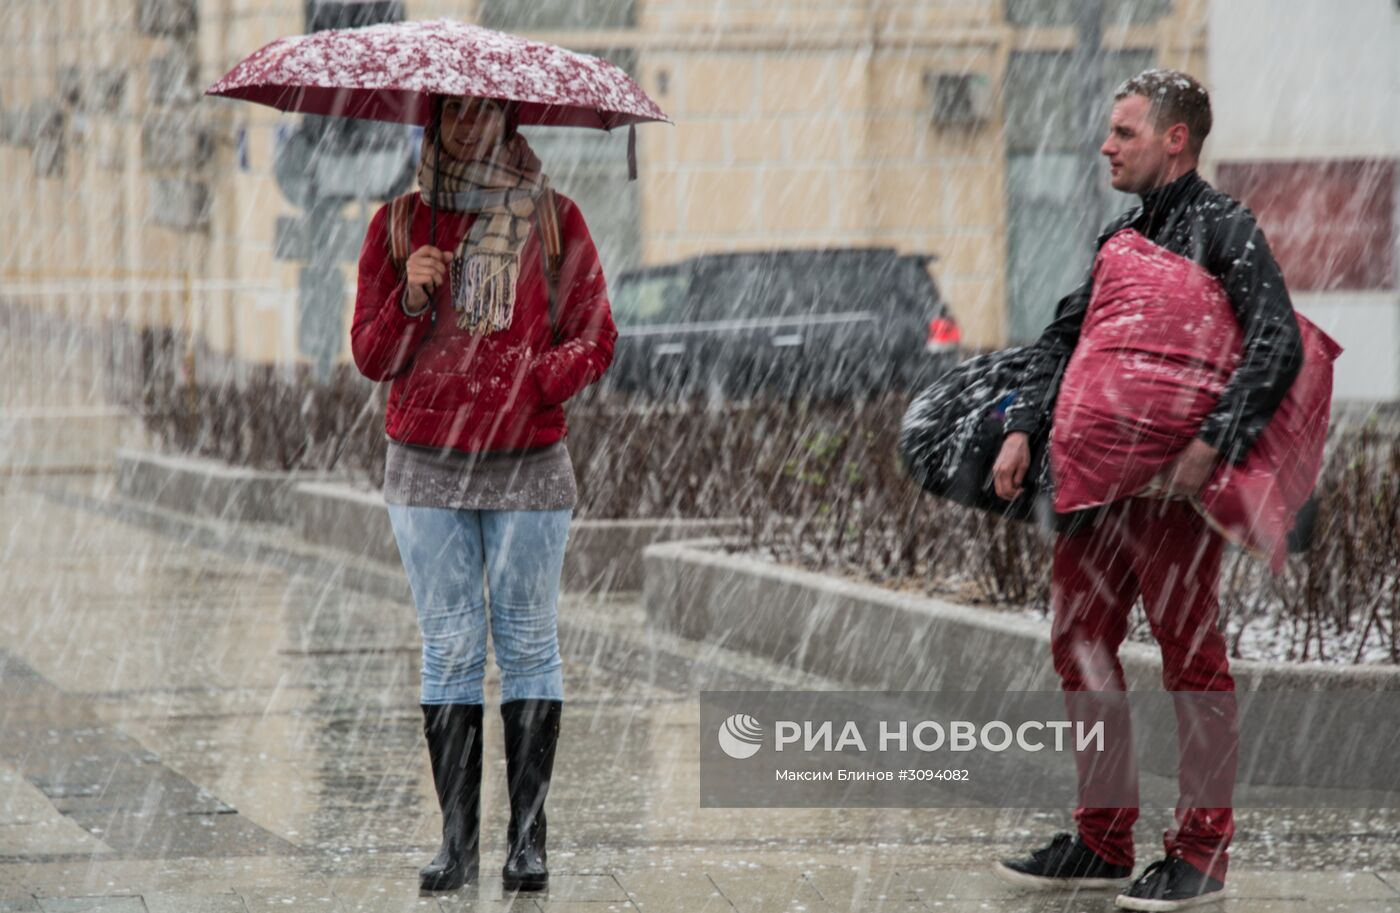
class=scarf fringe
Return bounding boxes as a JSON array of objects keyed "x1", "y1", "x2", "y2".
[{"x1": 454, "y1": 251, "x2": 519, "y2": 334}]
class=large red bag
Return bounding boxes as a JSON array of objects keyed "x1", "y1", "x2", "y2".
[{"x1": 1051, "y1": 229, "x2": 1342, "y2": 572}]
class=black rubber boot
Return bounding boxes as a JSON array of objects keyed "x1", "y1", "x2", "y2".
[
  {"x1": 500, "y1": 699, "x2": 561, "y2": 893},
  {"x1": 419, "y1": 703, "x2": 482, "y2": 892}
]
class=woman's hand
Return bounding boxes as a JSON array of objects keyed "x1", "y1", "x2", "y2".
[{"x1": 404, "y1": 246, "x2": 453, "y2": 312}]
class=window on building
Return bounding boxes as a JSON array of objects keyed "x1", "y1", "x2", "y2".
[
  {"x1": 477, "y1": 0, "x2": 637, "y2": 31},
  {"x1": 472, "y1": 0, "x2": 644, "y2": 274},
  {"x1": 524, "y1": 47, "x2": 642, "y2": 277},
  {"x1": 1004, "y1": 49, "x2": 1151, "y2": 342},
  {"x1": 1005, "y1": 0, "x2": 1172, "y2": 27},
  {"x1": 528, "y1": 126, "x2": 641, "y2": 277},
  {"x1": 305, "y1": 0, "x2": 404, "y2": 32}
]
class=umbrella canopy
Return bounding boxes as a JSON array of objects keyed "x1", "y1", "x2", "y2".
[{"x1": 205, "y1": 18, "x2": 669, "y2": 130}]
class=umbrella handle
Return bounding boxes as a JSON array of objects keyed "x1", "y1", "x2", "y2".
[
  {"x1": 628, "y1": 124, "x2": 637, "y2": 181},
  {"x1": 430, "y1": 95, "x2": 442, "y2": 248}
]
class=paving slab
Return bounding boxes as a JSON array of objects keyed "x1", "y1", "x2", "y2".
[
  {"x1": 329, "y1": 876, "x2": 441, "y2": 913},
  {"x1": 236, "y1": 887, "x2": 345, "y2": 912},
  {"x1": 799, "y1": 863, "x2": 924, "y2": 905},
  {"x1": 0, "y1": 821, "x2": 110, "y2": 857},
  {"x1": 613, "y1": 868, "x2": 729, "y2": 910},
  {"x1": 1208, "y1": 902, "x2": 1400, "y2": 913},
  {"x1": 1227, "y1": 871, "x2": 1398, "y2": 900},
  {"x1": 620, "y1": 897, "x2": 732, "y2": 913},
  {"x1": 525, "y1": 876, "x2": 628, "y2": 904},
  {"x1": 706, "y1": 866, "x2": 832, "y2": 913},
  {"x1": 0, "y1": 772, "x2": 70, "y2": 829},
  {"x1": 899, "y1": 867, "x2": 1042, "y2": 902},
  {"x1": 0, "y1": 863, "x2": 155, "y2": 898},
  {"x1": 141, "y1": 894, "x2": 250, "y2": 913},
  {"x1": 922, "y1": 897, "x2": 1121, "y2": 913},
  {"x1": 433, "y1": 890, "x2": 546, "y2": 913},
  {"x1": 34, "y1": 898, "x2": 146, "y2": 913},
  {"x1": 0, "y1": 898, "x2": 40, "y2": 913}
]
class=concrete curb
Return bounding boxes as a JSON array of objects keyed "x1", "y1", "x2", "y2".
[
  {"x1": 115, "y1": 449, "x2": 331, "y2": 524},
  {"x1": 111, "y1": 451, "x2": 742, "y2": 593},
  {"x1": 643, "y1": 539, "x2": 1400, "y2": 792},
  {"x1": 292, "y1": 479, "x2": 743, "y2": 593},
  {"x1": 642, "y1": 539, "x2": 1400, "y2": 692}
]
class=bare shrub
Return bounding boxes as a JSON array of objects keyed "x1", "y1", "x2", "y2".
[{"x1": 135, "y1": 346, "x2": 1396, "y2": 662}]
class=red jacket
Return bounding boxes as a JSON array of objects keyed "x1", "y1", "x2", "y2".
[{"x1": 351, "y1": 192, "x2": 616, "y2": 453}]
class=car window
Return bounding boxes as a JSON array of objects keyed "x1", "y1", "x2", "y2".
[
  {"x1": 695, "y1": 262, "x2": 785, "y2": 321},
  {"x1": 898, "y1": 257, "x2": 943, "y2": 314},
  {"x1": 611, "y1": 272, "x2": 692, "y2": 326},
  {"x1": 696, "y1": 256, "x2": 908, "y2": 321}
]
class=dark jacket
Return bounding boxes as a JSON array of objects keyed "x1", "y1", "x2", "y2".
[{"x1": 1003, "y1": 169, "x2": 1305, "y2": 465}]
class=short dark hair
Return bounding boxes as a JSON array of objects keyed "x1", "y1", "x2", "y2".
[{"x1": 1114, "y1": 68, "x2": 1212, "y2": 156}]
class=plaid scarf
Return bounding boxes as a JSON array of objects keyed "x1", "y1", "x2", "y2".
[{"x1": 416, "y1": 132, "x2": 550, "y2": 334}]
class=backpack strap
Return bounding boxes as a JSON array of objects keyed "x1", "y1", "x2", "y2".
[
  {"x1": 534, "y1": 187, "x2": 564, "y2": 345},
  {"x1": 386, "y1": 190, "x2": 417, "y2": 276}
]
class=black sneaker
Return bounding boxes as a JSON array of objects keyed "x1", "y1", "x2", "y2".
[
  {"x1": 1115, "y1": 856, "x2": 1225, "y2": 911},
  {"x1": 994, "y1": 832, "x2": 1134, "y2": 890}
]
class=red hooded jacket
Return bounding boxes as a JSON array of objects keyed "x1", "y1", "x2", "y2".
[{"x1": 351, "y1": 192, "x2": 616, "y2": 454}]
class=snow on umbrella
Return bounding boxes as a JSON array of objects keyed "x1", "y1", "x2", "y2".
[
  {"x1": 206, "y1": 18, "x2": 668, "y2": 130},
  {"x1": 205, "y1": 18, "x2": 670, "y2": 184},
  {"x1": 207, "y1": 17, "x2": 669, "y2": 250}
]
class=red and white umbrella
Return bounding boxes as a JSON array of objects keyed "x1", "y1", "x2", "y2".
[
  {"x1": 206, "y1": 18, "x2": 669, "y2": 177},
  {"x1": 207, "y1": 18, "x2": 667, "y2": 128}
]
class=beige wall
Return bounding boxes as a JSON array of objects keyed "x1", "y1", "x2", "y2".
[
  {"x1": 631, "y1": 1, "x2": 1205, "y2": 349},
  {"x1": 1, "y1": 0, "x2": 1208, "y2": 368}
]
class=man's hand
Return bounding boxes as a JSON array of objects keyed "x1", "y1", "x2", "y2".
[
  {"x1": 992, "y1": 432, "x2": 1032, "y2": 501},
  {"x1": 404, "y1": 246, "x2": 453, "y2": 312},
  {"x1": 1163, "y1": 438, "x2": 1221, "y2": 498}
]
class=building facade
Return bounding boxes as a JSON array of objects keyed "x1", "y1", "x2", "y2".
[
  {"x1": 1209, "y1": 0, "x2": 1400, "y2": 403},
  {"x1": 0, "y1": 0, "x2": 1208, "y2": 379}
]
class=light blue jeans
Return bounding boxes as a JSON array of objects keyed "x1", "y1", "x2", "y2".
[{"x1": 387, "y1": 506, "x2": 571, "y2": 705}]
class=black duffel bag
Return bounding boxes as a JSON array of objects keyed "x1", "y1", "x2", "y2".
[{"x1": 898, "y1": 346, "x2": 1051, "y2": 525}]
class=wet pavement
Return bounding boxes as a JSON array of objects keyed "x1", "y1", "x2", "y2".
[{"x1": 1, "y1": 473, "x2": 1398, "y2": 912}]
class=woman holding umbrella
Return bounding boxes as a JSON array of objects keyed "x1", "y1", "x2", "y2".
[
  {"x1": 207, "y1": 20, "x2": 666, "y2": 893},
  {"x1": 350, "y1": 92, "x2": 614, "y2": 893}
]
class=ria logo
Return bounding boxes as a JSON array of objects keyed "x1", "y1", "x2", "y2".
[{"x1": 717, "y1": 714, "x2": 764, "y2": 759}]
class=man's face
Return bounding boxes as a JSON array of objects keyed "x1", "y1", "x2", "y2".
[{"x1": 1100, "y1": 94, "x2": 1177, "y2": 194}]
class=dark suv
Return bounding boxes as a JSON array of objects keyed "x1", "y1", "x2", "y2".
[{"x1": 603, "y1": 248, "x2": 961, "y2": 399}]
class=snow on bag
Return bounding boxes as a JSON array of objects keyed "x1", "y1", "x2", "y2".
[{"x1": 899, "y1": 346, "x2": 1051, "y2": 522}]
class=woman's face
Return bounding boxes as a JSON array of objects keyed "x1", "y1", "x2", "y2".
[{"x1": 438, "y1": 96, "x2": 507, "y2": 159}]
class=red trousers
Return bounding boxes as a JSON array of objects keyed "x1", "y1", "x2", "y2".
[{"x1": 1052, "y1": 497, "x2": 1237, "y2": 883}]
